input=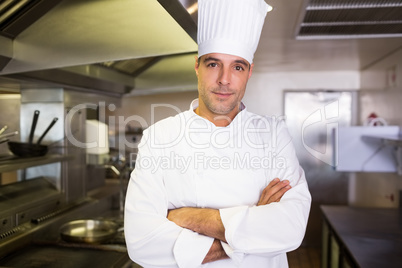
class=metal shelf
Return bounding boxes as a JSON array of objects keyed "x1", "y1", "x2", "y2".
[
  {"x1": 0, "y1": 154, "x2": 72, "y2": 173},
  {"x1": 363, "y1": 133, "x2": 402, "y2": 175},
  {"x1": 336, "y1": 126, "x2": 400, "y2": 173},
  {"x1": 363, "y1": 134, "x2": 402, "y2": 146}
]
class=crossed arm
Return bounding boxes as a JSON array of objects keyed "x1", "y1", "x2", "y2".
[{"x1": 167, "y1": 178, "x2": 291, "y2": 264}]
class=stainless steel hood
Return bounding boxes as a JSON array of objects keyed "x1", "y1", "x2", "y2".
[
  {"x1": 1, "y1": 0, "x2": 401, "y2": 95},
  {"x1": 0, "y1": 0, "x2": 62, "y2": 72},
  {"x1": 0, "y1": 0, "x2": 198, "y2": 96},
  {"x1": 0, "y1": 0, "x2": 63, "y2": 38},
  {"x1": 296, "y1": 0, "x2": 402, "y2": 40}
]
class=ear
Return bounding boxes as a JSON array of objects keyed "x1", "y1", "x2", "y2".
[
  {"x1": 248, "y1": 63, "x2": 254, "y2": 80},
  {"x1": 194, "y1": 55, "x2": 200, "y2": 77}
]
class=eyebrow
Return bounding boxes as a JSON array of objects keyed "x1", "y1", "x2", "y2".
[
  {"x1": 234, "y1": 59, "x2": 249, "y2": 68},
  {"x1": 203, "y1": 56, "x2": 221, "y2": 63},
  {"x1": 203, "y1": 57, "x2": 249, "y2": 68}
]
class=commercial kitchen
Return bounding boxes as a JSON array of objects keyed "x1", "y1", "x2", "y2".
[{"x1": 0, "y1": 0, "x2": 401, "y2": 267}]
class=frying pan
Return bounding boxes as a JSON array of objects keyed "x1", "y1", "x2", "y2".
[
  {"x1": 8, "y1": 110, "x2": 58, "y2": 157},
  {"x1": 59, "y1": 219, "x2": 119, "y2": 244}
]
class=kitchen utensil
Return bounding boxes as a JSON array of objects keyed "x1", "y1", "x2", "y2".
[
  {"x1": 59, "y1": 219, "x2": 119, "y2": 244},
  {"x1": 8, "y1": 113, "x2": 58, "y2": 158},
  {"x1": 37, "y1": 118, "x2": 58, "y2": 144},
  {"x1": 0, "y1": 130, "x2": 18, "y2": 140},
  {"x1": 29, "y1": 110, "x2": 40, "y2": 144},
  {"x1": 8, "y1": 142, "x2": 48, "y2": 157},
  {"x1": 0, "y1": 125, "x2": 7, "y2": 135}
]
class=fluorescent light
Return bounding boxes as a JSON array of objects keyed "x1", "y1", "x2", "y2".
[{"x1": 187, "y1": 2, "x2": 198, "y2": 15}]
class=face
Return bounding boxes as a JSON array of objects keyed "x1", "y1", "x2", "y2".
[{"x1": 195, "y1": 53, "x2": 253, "y2": 122}]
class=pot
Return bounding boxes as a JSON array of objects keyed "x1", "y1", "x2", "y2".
[
  {"x1": 8, "y1": 110, "x2": 58, "y2": 158},
  {"x1": 59, "y1": 219, "x2": 119, "y2": 244}
]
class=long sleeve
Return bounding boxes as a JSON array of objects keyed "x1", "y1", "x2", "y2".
[
  {"x1": 124, "y1": 130, "x2": 214, "y2": 268},
  {"x1": 219, "y1": 119, "x2": 311, "y2": 262},
  {"x1": 124, "y1": 110, "x2": 311, "y2": 268}
]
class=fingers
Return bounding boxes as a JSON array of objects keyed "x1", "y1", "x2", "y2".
[
  {"x1": 257, "y1": 178, "x2": 290, "y2": 205},
  {"x1": 257, "y1": 178, "x2": 291, "y2": 206},
  {"x1": 269, "y1": 183, "x2": 291, "y2": 202}
]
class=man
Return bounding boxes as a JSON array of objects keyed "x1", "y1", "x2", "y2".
[{"x1": 124, "y1": 0, "x2": 311, "y2": 267}]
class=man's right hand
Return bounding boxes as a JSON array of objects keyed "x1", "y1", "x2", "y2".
[{"x1": 257, "y1": 178, "x2": 291, "y2": 206}]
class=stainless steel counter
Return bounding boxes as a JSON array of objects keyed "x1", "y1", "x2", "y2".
[{"x1": 321, "y1": 205, "x2": 402, "y2": 268}]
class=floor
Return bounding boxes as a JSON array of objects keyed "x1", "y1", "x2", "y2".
[{"x1": 287, "y1": 246, "x2": 321, "y2": 268}]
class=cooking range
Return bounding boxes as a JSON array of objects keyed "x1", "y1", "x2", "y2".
[
  {"x1": 0, "y1": 217, "x2": 132, "y2": 268},
  {"x1": 0, "y1": 177, "x2": 138, "y2": 268},
  {"x1": 0, "y1": 89, "x2": 137, "y2": 267}
]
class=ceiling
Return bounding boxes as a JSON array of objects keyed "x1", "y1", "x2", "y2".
[
  {"x1": 0, "y1": 0, "x2": 401, "y2": 95},
  {"x1": 254, "y1": 0, "x2": 402, "y2": 72}
]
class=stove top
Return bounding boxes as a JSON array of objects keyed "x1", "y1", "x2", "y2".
[
  {"x1": 0, "y1": 216, "x2": 142, "y2": 268},
  {"x1": 0, "y1": 244, "x2": 132, "y2": 268}
]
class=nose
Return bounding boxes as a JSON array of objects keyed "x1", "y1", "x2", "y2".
[{"x1": 218, "y1": 67, "x2": 230, "y2": 86}]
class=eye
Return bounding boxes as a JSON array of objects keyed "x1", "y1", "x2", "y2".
[
  {"x1": 234, "y1": 65, "x2": 244, "y2": 71},
  {"x1": 207, "y1": 62, "x2": 218, "y2": 68}
]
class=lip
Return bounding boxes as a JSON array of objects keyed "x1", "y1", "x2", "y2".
[{"x1": 212, "y1": 92, "x2": 233, "y2": 98}]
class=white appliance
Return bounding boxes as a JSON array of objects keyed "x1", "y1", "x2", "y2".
[
  {"x1": 86, "y1": 119, "x2": 110, "y2": 165},
  {"x1": 335, "y1": 126, "x2": 401, "y2": 173}
]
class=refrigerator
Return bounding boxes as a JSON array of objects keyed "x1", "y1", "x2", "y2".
[{"x1": 284, "y1": 90, "x2": 358, "y2": 247}]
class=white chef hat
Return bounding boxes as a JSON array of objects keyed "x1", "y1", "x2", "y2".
[{"x1": 197, "y1": 0, "x2": 272, "y2": 64}]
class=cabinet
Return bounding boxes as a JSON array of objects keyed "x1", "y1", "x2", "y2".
[{"x1": 321, "y1": 214, "x2": 357, "y2": 268}]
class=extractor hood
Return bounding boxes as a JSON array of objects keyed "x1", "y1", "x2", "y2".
[
  {"x1": 0, "y1": 0, "x2": 63, "y2": 71},
  {"x1": 296, "y1": 0, "x2": 402, "y2": 39},
  {"x1": 0, "y1": 0, "x2": 198, "y2": 96}
]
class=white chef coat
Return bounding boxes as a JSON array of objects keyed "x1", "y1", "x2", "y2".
[{"x1": 124, "y1": 99, "x2": 311, "y2": 268}]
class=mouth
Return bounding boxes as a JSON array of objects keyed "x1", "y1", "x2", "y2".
[{"x1": 212, "y1": 91, "x2": 233, "y2": 99}]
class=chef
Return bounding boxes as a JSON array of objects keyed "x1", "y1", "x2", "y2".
[{"x1": 124, "y1": 0, "x2": 311, "y2": 267}]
